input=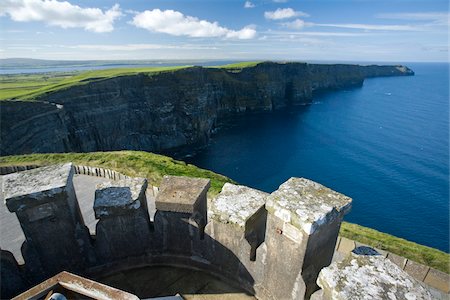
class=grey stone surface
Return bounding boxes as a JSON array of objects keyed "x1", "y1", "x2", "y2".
[
  {"x1": 156, "y1": 176, "x2": 210, "y2": 213},
  {"x1": 94, "y1": 177, "x2": 151, "y2": 261},
  {"x1": 262, "y1": 177, "x2": 351, "y2": 300},
  {"x1": 3, "y1": 163, "x2": 73, "y2": 212},
  {"x1": 1, "y1": 250, "x2": 28, "y2": 299},
  {"x1": 94, "y1": 177, "x2": 147, "y2": 218},
  {"x1": 265, "y1": 177, "x2": 352, "y2": 235},
  {"x1": 209, "y1": 183, "x2": 267, "y2": 228},
  {"x1": 1, "y1": 164, "x2": 93, "y2": 279},
  {"x1": 317, "y1": 252, "x2": 433, "y2": 300}
]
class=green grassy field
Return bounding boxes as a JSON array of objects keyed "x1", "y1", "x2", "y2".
[
  {"x1": 1, "y1": 151, "x2": 448, "y2": 273},
  {"x1": 0, "y1": 65, "x2": 191, "y2": 101},
  {"x1": 0, "y1": 62, "x2": 267, "y2": 101}
]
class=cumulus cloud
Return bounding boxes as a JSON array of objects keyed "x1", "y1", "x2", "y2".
[
  {"x1": 264, "y1": 8, "x2": 309, "y2": 20},
  {"x1": 132, "y1": 9, "x2": 256, "y2": 39},
  {"x1": 0, "y1": 0, "x2": 122, "y2": 33},
  {"x1": 244, "y1": 1, "x2": 255, "y2": 8}
]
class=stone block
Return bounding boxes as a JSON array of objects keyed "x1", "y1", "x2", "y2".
[
  {"x1": 424, "y1": 268, "x2": 450, "y2": 293},
  {"x1": 262, "y1": 177, "x2": 352, "y2": 300},
  {"x1": 94, "y1": 177, "x2": 148, "y2": 218},
  {"x1": 153, "y1": 176, "x2": 210, "y2": 256},
  {"x1": 3, "y1": 163, "x2": 73, "y2": 212},
  {"x1": 2, "y1": 163, "x2": 93, "y2": 277},
  {"x1": 337, "y1": 237, "x2": 355, "y2": 253},
  {"x1": 404, "y1": 260, "x2": 430, "y2": 282},
  {"x1": 386, "y1": 252, "x2": 407, "y2": 270},
  {"x1": 94, "y1": 177, "x2": 152, "y2": 261},
  {"x1": 206, "y1": 183, "x2": 268, "y2": 287},
  {"x1": 209, "y1": 183, "x2": 268, "y2": 258},
  {"x1": 317, "y1": 251, "x2": 432, "y2": 300},
  {"x1": 156, "y1": 175, "x2": 210, "y2": 213},
  {"x1": 265, "y1": 178, "x2": 352, "y2": 235}
]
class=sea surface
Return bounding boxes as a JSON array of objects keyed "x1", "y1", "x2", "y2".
[{"x1": 186, "y1": 63, "x2": 449, "y2": 252}]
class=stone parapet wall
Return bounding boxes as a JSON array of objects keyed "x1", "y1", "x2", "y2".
[
  {"x1": 1, "y1": 164, "x2": 447, "y2": 299},
  {"x1": 334, "y1": 236, "x2": 450, "y2": 294},
  {"x1": 0, "y1": 164, "x2": 159, "y2": 197}
]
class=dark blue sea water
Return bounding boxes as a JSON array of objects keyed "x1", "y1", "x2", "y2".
[{"x1": 186, "y1": 63, "x2": 449, "y2": 252}]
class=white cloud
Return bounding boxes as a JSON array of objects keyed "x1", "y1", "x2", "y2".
[
  {"x1": 281, "y1": 19, "x2": 308, "y2": 29},
  {"x1": 376, "y1": 12, "x2": 450, "y2": 26},
  {"x1": 132, "y1": 9, "x2": 256, "y2": 39},
  {"x1": 244, "y1": 1, "x2": 255, "y2": 8},
  {"x1": 0, "y1": 0, "x2": 122, "y2": 33},
  {"x1": 273, "y1": 0, "x2": 288, "y2": 3},
  {"x1": 67, "y1": 44, "x2": 218, "y2": 51},
  {"x1": 315, "y1": 23, "x2": 418, "y2": 31},
  {"x1": 264, "y1": 8, "x2": 309, "y2": 20}
]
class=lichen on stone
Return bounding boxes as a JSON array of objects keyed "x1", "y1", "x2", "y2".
[
  {"x1": 209, "y1": 183, "x2": 267, "y2": 228},
  {"x1": 265, "y1": 177, "x2": 352, "y2": 234},
  {"x1": 94, "y1": 177, "x2": 146, "y2": 216},
  {"x1": 2, "y1": 163, "x2": 73, "y2": 211},
  {"x1": 317, "y1": 252, "x2": 432, "y2": 300}
]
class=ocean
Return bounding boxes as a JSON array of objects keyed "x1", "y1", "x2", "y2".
[{"x1": 185, "y1": 63, "x2": 449, "y2": 252}]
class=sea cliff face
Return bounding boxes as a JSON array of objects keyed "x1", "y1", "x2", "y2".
[{"x1": 0, "y1": 62, "x2": 414, "y2": 156}]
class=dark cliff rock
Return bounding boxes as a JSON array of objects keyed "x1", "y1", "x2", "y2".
[{"x1": 0, "y1": 62, "x2": 413, "y2": 156}]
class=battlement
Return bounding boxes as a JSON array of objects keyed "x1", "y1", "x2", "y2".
[{"x1": 0, "y1": 164, "x2": 436, "y2": 299}]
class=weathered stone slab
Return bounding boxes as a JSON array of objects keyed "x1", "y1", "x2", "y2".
[
  {"x1": 94, "y1": 177, "x2": 147, "y2": 218},
  {"x1": 3, "y1": 163, "x2": 73, "y2": 212},
  {"x1": 209, "y1": 183, "x2": 267, "y2": 228},
  {"x1": 265, "y1": 177, "x2": 352, "y2": 235},
  {"x1": 404, "y1": 260, "x2": 430, "y2": 282},
  {"x1": 2, "y1": 163, "x2": 93, "y2": 279},
  {"x1": 317, "y1": 250, "x2": 432, "y2": 300},
  {"x1": 94, "y1": 177, "x2": 151, "y2": 261},
  {"x1": 424, "y1": 268, "x2": 450, "y2": 293},
  {"x1": 155, "y1": 176, "x2": 210, "y2": 213},
  {"x1": 386, "y1": 252, "x2": 407, "y2": 270},
  {"x1": 337, "y1": 237, "x2": 355, "y2": 253}
]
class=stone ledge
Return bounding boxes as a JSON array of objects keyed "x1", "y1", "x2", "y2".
[
  {"x1": 155, "y1": 176, "x2": 210, "y2": 213},
  {"x1": 94, "y1": 177, "x2": 147, "y2": 218},
  {"x1": 318, "y1": 252, "x2": 433, "y2": 300},
  {"x1": 209, "y1": 183, "x2": 267, "y2": 228},
  {"x1": 265, "y1": 177, "x2": 352, "y2": 235},
  {"x1": 3, "y1": 163, "x2": 73, "y2": 212}
]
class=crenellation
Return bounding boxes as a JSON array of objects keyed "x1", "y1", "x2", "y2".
[
  {"x1": 154, "y1": 176, "x2": 210, "y2": 255},
  {"x1": 262, "y1": 177, "x2": 352, "y2": 299},
  {"x1": 2, "y1": 163, "x2": 93, "y2": 279},
  {"x1": 0, "y1": 164, "x2": 442, "y2": 299},
  {"x1": 94, "y1": 177, "x2": 151, "y2": 261}
]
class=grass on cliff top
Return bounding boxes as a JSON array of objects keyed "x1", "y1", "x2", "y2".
[
  {"x1": 0, "y1": 62, "x2": 267, "y2": 101},
  {"x1": 0, "y1": 151, "x2": 234, "y2": 196},
  {"x1": 1, "y1": 151, "x2": 448, "y2": 273},
  {"x1": 0, "y1": 65, "x2": 190, "y2": 101},
  {"x1": 210, "y1": 61, "x2": 262, "y2": 69},
  {"x1": 340, "y1": 222, "x2": 449, "y2": 273}
]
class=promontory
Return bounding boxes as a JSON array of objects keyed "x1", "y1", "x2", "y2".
[{"x1": 0, "y1": 61, "x2": 414, "y2": 156}]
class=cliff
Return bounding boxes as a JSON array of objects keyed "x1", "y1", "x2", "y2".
[{"x1": 0, "y1": 62, "x2": 413, "y2": 156}]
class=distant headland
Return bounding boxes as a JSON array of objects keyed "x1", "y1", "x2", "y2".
[{"x1": 0, "y1": 61, "x2": 413, "y2": 156}]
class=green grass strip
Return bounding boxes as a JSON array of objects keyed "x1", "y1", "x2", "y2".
[{"x1": 340, "y1": 222, "x2": 449, "y2": 273}]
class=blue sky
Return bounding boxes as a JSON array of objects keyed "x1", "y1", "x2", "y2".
[{"x1": 0, "y1": 0, "x2": 448, "y2": 62}]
